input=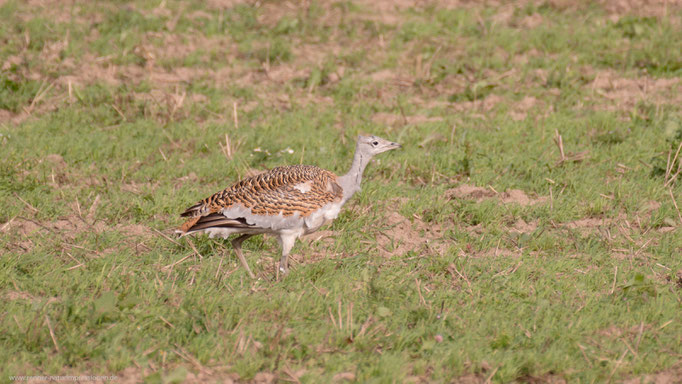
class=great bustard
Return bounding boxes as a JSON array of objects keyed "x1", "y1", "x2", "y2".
[{"x1": 177, "y1": 135, "x2": 400, "y2": 278}]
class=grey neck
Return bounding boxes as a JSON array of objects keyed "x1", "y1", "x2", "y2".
[{"x1": 338, "y1": 146, "x2": 371, "y2": 203}]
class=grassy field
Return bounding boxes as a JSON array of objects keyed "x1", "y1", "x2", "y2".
[{"x1": 1, "y1": 0, "x2": 682, "y2": 382}]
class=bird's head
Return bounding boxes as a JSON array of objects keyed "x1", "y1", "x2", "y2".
[{"x1": 357, "y1": 135, "x2": 401, "y2": 156}]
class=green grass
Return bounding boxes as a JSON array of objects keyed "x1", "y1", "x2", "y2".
[{"x1": 1, "y1": 0, "x2": 681, "y2": 382}]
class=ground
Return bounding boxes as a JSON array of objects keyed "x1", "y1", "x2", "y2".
[{"x1": 1, "y1": 0, "x2": 682, "y2": 382}]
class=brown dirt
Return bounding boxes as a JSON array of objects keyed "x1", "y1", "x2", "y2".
[
  {"x1": 205, "y1": 0, "x2": 247, "y2": 10},
  {"x1": 6, "y1": 216, "x2": 150, "y2": 238},
  {"x1": 2, "y1": 218, "x2": 42, "y2": 236},
  {"x1": 121, "y1": 181, "x2": 158, "y2": 194},
  {"x1": 446, "y1": 185, "x2": 548, "y2": 206},
  {"x1": 511, "y1": 218, "x2": 538, "y2": 234},
  {"x1": 452, "y1": 373, "x2": 486, "y2": 384},
  {"x1": 640, "y1": 200, "x2": 662, "y2": 214},
  {"x1": 3, "y1": 290, "x2": 60, "y2": 304},
  {"x1": 44, "y1": 154, "x2": 67, "y2": 169},
  {"x1": 117, "y1": 224, "x2": 152, "y2": 237},
  {"x1": 597, "y1": 323, "x2": 653, "y2": 338},
  {"x1": 0, "y1": 109, "x2": 15, "y2": 124},
  {"x1": 622, "y1": 368, "x2": 682, "y2": 384},
  {"x1": 600, "y1": 0, "x2": 682, "y2": 19},
  {"x1": 253, "y1": 372, "x2": 276, "y2": 384},
  {"x1": 302, "y1": 230, "x2": 336, "y2": 244},
  {"x1": 516, "y1": 374, "x2": 567, "y2": 384},
  {"x1": 590, "y1": 69, "x2": 681, "y2": 112},
  {"x1": 564, "y1": 217, "x2": 605, "y2": 230},
  {"x1": 510, "y1": 95, "x2": 540, "y2": 121},
  {"x1": 1, "y1": 215, "x2": 153, "y2": 255},
  {"x1": 475, "y1": 248, "x2": 522, "y2": 259},
  {"x1": 333, "y1": 372, "x2": 356, "y2": 382},
  {"x1": 562, "y1": 213, "x2": 629, "y2": 234},
  {"x1": 372, "y1": 112, "x2": 444, "y2": 126},
  {"x1": 658, "y1": 226, "x2": 677, "y2": 233},
  {"x1": 451, "y1": 94, "x2": 504, "y2": 113},
  {"x1": 374, "y1": 211, "x2": 448, "y2": 257},
  {"x1": 114, "y1": 366, "x2": 240, "y2": 384}
]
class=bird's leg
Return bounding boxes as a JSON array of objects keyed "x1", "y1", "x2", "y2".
[
  {"x1": 231, "y1": 234, "x2": 255, "y2": 279},
  {"x1": 278, "y1": 234, "x2": 298, "y2": 275}
]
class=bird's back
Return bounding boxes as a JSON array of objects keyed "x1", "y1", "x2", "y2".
[{"x1": 179, "y1": 165, "x2": 343, "y2": 234}]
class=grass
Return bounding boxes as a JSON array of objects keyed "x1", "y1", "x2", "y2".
[{"x1": 1, "y1": 0, "x2": 681, "y2": 382}]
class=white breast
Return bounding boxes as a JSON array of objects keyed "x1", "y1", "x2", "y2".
[{"x1": 303, "y1": 202, "x2": 343, "y2": 233}]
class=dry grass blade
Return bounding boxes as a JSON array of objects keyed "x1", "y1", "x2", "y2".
[
  {"x1": 282, "y1": 365, "x2": 302, "y2": 384},
  {"x1": 153, "y1": 228, "x2": 182, "y2": 247},
  {"x1": 554, "y1": 129, "x2": 589, "y2": 165},
  {"x1": 110, "y1": 103, "x2": 127, "y2": 121},
  {"x1": 448, "y1": 263, "x2": 473, "y2": 295},
  {"x1": 664, "y1": 141, "x2": 682, "y2": 186},
  {"x1": 554, "y1": 129, "x2": 566, "y2": 163},
  {"x1": 669, "y1": 188, "x2": 682, "y2": 225},
  {"x1": 356, "y1": 316, "x2": 373, "y2": 338},
  {"x1": 44, "y1": 315, "x2": 60, "y2": 353},
  {"x1": 415, "y1": 278, "x2": 427, "y2": 306},
  {"x1": 159, "y1": 315, "x2": 175, "y2": 329},
  {"x1": 220, "y1": 133, "x2": 233, "y2": 160},
  {"x1": 166, "y1": 88, "x2": 186, "y2": 122},
  {"x1": 607, "y1": 348, "x2": 629, "y2": 382},
  {"x1": 185, "y1": 238, "x2": 204, "y2": 260},
  {"x1": 0, "y1": 215, "x2": 17, "y2": 232},
  {"x1": 24, "y1": 80, "x2": 54, "y2": 115},
  {"x1": 577, "y1": 344, "x2": 594, "y2": 367},
  {"x1": 173, "y1": 343, "x2": 214, "y2": 375},
  {"x1": 87, "y1": 194, "x2": 101, "y2": 222},
  {"x1": 233, "y1": 101, "x2": 239, "y2": 130},
  {"x1": 328, "y1": 306, "x2": 338, "y2": 329},
  {"x1": 485, "y1": 366, "x2": 499, "y2": 384},
  {"x1": 15, "y1": 193, "x2": 40, "y2": 213},
  {"x1": 164, "y1": 253, "x2": 193, "y2": 270}
]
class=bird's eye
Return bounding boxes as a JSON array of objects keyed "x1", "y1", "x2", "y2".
[{"x1": 372, "y1": 141, "x2": 379, "y2": 146}]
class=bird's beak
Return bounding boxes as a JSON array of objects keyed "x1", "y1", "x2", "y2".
[{"x1": 376, "y1": 138, "x2": 401, "y2": 153}]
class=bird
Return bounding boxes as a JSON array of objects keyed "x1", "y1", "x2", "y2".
[{"x1": 176, "y1": 135, "x2": 401, "y2": 278}]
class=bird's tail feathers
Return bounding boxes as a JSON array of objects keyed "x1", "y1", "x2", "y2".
[{"x1": 178, "y1": 213, "x2": 252, "y2": 236}]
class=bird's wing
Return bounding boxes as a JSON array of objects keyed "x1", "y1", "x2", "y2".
[{"x1": 179, "y1": 165, "x2": 343, "y2": 233}]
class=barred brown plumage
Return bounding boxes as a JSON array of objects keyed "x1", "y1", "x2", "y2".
[
  {"x1": 176, "y1": 135, "x2": 401, "y2": 279},
  {"x1": 180, "y1": 165, "x2": 342, "y2": 221}
]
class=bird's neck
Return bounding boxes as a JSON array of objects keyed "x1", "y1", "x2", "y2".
[{"x1": 339, "y1": 146, "x2": 371, "y2": 202}]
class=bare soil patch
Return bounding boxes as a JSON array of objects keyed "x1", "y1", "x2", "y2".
[
  {"x1": 511, "y1": 218, "x2": 538, "y2": 233},
  {"x1": 82, "y1": 365, "x2": 241, "y2": 384},
  {"x1": 590, "y1": 69, "x2": 681, "y2": 111},
  {"x1": 510, "y1": 95, "x2": 541, "y2": 121},
  {"x1": 446, "y1": 185, "x2": 548, "y2": 206},
  {"x1": 622, "y1": 368, "x2": 682, "y2": 384},
  {"x1": 451, "y1": 94, "x2": 503, "y2": 113},
  {"x1": 600, "y1": 0, "x2": 682, "y2": 19},
  {"x1": 564, "y1": 218, "x2": 605, "y2": 231},
  {"x1": 2, "y1": 216, "x2": 153, "y2": 252},
  {"x1": 375, "y1": 211, "x2": 448, "y2": 257},
  {"x1": 372, "y1": 112, "x2": 444, "y2": 126},
  {"x1": 561, "y1": 213, "x2": 633, "y2": 235},
  {"x1": 3, "y1": 290, "x2": 60, "y2": 305},
  {"x1": 205, "y1": 0, "x2": 247, "y2": 10},
  {"x1": 479, "y1": 248, "x2": 522, "y2": 258}
]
